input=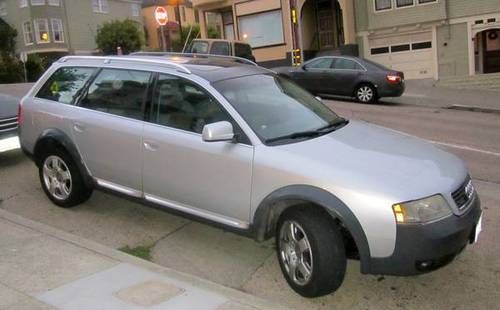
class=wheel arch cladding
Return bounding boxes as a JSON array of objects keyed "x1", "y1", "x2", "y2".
[
  {"x1": 34, "y1": 128, "x2": 94, "y2": 188},
  {"x1": 253, "y1": 185, "x2": 372, "y2": 272}
]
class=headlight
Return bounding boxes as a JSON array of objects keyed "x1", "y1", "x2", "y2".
[{"x1": 392, "y1": 195, "x2": 452, "y2": 223}]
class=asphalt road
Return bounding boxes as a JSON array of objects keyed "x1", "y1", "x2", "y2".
[{"x1": 1, "y1": 98, "x2": 499, "y2": 309}]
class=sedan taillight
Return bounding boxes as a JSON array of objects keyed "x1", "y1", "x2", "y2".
[{"x1": 386, "y1": 75, "x2": 402, "y2": 84}]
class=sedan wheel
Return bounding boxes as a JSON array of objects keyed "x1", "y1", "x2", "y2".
[{"x1": 356, "y1": 85, "x2": 376, "y2": 103}]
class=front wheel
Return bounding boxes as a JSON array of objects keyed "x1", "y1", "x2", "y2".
[
  {"x1": 276, "y1": 207, "x2": 346, "y2": 297},
  {"x1": 39, "y1": 147, "x2": 93, "y2": 208},
  {"x1": 355, "y1": 84, "x2": 377, "y2": 104}
]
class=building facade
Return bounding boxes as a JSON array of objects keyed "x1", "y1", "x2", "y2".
[
  {"x1": 355, "y1": 0, "x2": 500, "y2": 79},
  {"x1": 192, "y1": 0, "x2": 357, "y2": 67},
  {"x1": 0, "y1": 0, "x2": 143, "y2": 56}
]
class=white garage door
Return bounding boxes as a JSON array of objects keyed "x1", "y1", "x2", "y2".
[{"x1": 368, "y1": 32, "x2": 435, "y2": 80}]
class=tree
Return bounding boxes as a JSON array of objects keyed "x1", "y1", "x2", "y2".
[
  {"x1": 0, "y1": 18, "x2": 23, "y2": 83},
  {"x1": 96, "y1": 19, "x2": 144, "y2": 55}
]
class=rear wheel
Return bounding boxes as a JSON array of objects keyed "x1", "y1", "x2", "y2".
[
  {"x1": 39, "y1": 147, "x2": 93, "y2": 208},
  {"x1": 355, "y1": 84, "x2": 377, "y2": 104},
  {"x1": 276, "y1": 207, "x2": 346, "y2": 297}
]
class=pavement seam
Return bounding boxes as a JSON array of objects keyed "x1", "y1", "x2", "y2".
[{"x1": 0, "y1": 209, "x2": 284, "y2": 310}]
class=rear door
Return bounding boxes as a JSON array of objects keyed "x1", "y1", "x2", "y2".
[
  {"x1": 324, "y1": 58, "x2": 365, "y2": 96},
  {"x1": 141, "y1": 73, "x2": 253, "y2": 227},
  {"x1": 73, "y1": 68, "x2": 152, "y2": 195},
  {"x1": 296, "y1": 58, "x2": 334, "y2": 93}
]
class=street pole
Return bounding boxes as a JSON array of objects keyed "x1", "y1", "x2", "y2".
[
  {"x1": 160, "y1": 25, "x2": 167, "y2": 52},
  {"x1": 177, "y1": 3, "x2": 183, "y2": 47}
]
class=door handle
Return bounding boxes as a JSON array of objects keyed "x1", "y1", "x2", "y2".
[
  {"x1": 143, "y1": 141, "x2": 159, "y2": 151},
  {"x1": 73, "y1": 123, "x2": 85, "y2": 133}
]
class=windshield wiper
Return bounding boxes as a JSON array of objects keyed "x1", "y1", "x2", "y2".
[{"x1": 266, "y1": 118, "x2": 349, "y2": 144}]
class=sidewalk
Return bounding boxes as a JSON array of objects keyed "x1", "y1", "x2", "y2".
[
  {"x1": 0, "y1": 209, "x2": 282, "y2": 310},
  {"x1": 382, "y1": 79, "x2": 500, "y2": 113}
]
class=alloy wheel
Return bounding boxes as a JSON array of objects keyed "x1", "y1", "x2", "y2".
[
  {"x1": 42, "y1": 155, "x2": 72, "y2": 200},
  {"x1": 279, "y1": 220, "x2": 313, "y2": 286},
  {"x1": 357, "y1": 86, "x2": 374, "y2": 103}
]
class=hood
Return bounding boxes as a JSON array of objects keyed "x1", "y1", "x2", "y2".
[
  {"x1": 270, "y1": 120, "x2": 467, "y2": 203},
  {"x1": 0, "y1": 94, "x2": 19, "y2": 118}
]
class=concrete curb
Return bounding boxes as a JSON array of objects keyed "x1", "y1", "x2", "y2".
[
  {"x1": 446, "y1": 104, "x2": 500, "y2": 115},
  {"x1": 0, "y1": 208, "x2": 285, "y2": 310}
]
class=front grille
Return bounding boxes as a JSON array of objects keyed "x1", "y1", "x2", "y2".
[
  {"x1": 451, "y1": 176, "x2": 475, "y2": 210},
  {"x1": 0, "y1": 116, "x2": 18, "y2": 133}
]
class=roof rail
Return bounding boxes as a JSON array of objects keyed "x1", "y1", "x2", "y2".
[
  {"x1": 58, "y1": 56, "x2": 192, "y2": 74},
  {"x1": 130, "y1": 52, "x2": 259, "y2": 67}
]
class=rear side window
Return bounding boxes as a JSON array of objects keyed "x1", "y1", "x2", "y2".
[
  {"x1": 37, "y1": 67, "x2": 96, "y2": 104},
  {"x1": 79, "y1": 68, "x2": 151, "y2": 121},
  {"x1": 234, "y1": 43, "x2": 252, "y2": 58},
  {"x1": 210, "y1": 42, "x2": 230, "y2": 56},
  {"x1": 191, "y1": 41, "x2": 209, "y2": 54},
  {"x1": 332, "y1": 58, "x2": 364, "y2": 70},
  {"x1": 305, "y1": 58, "x2": 333, "y2": 69}
]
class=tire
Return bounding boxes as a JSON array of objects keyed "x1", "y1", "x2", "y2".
[
  {"x1": 38, "y1": 147, "x2": 93, "y2": 208},
  {"x1": 276, "y1": 207, "x2": 346, "y2": 297},
  {"x1": 355, "y1": 84, "x2": 377, "y2": 104}
]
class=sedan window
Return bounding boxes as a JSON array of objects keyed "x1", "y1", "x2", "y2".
[
  {"x1": 332, "y1": 58, "x2": 364, "y2": 70},
  {"x1": 304, "y1": 58, "x2": 333, "y2": 70}
]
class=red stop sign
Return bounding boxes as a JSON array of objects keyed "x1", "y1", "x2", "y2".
[{"x1": 155, "y1": 6, "x2": 168, "y2": 26}]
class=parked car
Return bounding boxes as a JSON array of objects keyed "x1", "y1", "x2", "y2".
[
  {"x1": 19, "y1": 55, "x2": 481, "y2": 297},
  {"x1": 0, "y1": 94, "x2": 19, "y2": 141},
  {"x1": 187, "y1": 39, "x2": 256, "y2": 62},
  {"x1": 273, "y1": 56, "x2": 405, "y2": 103}
]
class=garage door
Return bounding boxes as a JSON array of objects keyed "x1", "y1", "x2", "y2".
[{"x1": 368, "y1": 32, "x2": 435, "y2": 79}]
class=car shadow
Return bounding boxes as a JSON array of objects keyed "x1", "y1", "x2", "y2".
[
  {"x1": 319, "y1": 94, "x2": 404, "y2": 107},
  {"x1": 0, "y1": 149, "x2": 26, "y2": 168}
]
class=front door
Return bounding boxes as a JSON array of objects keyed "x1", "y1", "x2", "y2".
[
  {"x1": 73, "y1": 68, "x2": 152, "y2": 193},
  {"x1": 142, "y1": 73, "x2": 253, "y2": 227},
  {"x1": 324, "y1": 57, "x2": 364, "y2": 96},
  {"x1": 298, "y1": 57, "x2": 334, "y2": 93}
]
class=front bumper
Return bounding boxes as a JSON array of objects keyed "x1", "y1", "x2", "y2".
[{"x1": 364, "y1": 194, "x2": 481, "y2": 276}]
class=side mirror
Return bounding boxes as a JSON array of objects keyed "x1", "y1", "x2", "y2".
[
  {"x1": 202, "y1": 121, "x2": 235, "y2": 142},
  {"x1": 315, "y1": 96, "x2": 322, "y2": 102}
]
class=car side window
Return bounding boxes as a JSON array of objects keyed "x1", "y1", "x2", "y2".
[
  {"x1": 332, "y1": 58, "x2": 364, "y2": 71},
  {"x1": 191, "y1": 41, "x2": 209, "y2": 54},
  {"x1": 305, "y1": 58, "x2": 333, "y2": 70},
  {"x1": 79, "y1": 68, "x2": 151, "y2": 121},
  {"x1": 151, "y1": 74, "x2": 234, "y2": 135},
  {"x1": 234, "y1": 43, "x2": 252, "y2": 58},
  {"x1": 210, "y1": 42, "x2": 230, "y2": 56},
  {"x1": 36, "y1": 67, "x2": 96, "y2": 105}
]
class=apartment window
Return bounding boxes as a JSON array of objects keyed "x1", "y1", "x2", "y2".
[
  {"x1": 0, "y1": 1, "x2": 7, "y2": 16},
  {"x1": 23, "y1": 21, "x2": 34, "y2": 45},
  {"x1": 238, "y1": 10, "x2": 284, "y2": 48},
  {"x1": 92, "y1": 0, "x2": 108, "y2": 13},
  {"x1": 31, "y1": 0, "x2": 45, "y2": 5},
  {"x1": 412, "y1": 41, "x2": 432, "y2": 50},
  {"x1": 48, "y1": 0, "x2": 60, "y2": 6},
  {"x1": 396, "y1": 0, "x2": 414, "y2": 8},
  {"x1": 375, "y1": 0, "x2": 392, "y2": 11},
  {"x1": 34, "y1": 18, "x2": 50, "y2": 43},
  {"x1": 19, "y1": 0, "x2": 28, "y2": 8},
  {"x1": 131, "y1": 3, "x2": 140, "y2": 17},
  {"x1": 51, "y1": 19, "x2": 64, "y2": 42}
]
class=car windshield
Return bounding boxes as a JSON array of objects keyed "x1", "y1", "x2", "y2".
[{"x1": 213, "y1": 74, "x2": 347, "y2": 145}]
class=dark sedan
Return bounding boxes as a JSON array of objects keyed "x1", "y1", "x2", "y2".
[
  {"x1": 273, "y1": 56, "x2": 405, "y2": 103},
  {"x1": 0, "y1": 94, "x2": 19, "y2": 141}
]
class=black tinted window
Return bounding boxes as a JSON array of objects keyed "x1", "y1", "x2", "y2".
[
  {"x1": 210, "y1": 42, "x2": 230, "y2": 56},
  {"x1": 234, "y1": 43, "x2": 252, "y2": 58},
  {"x1": 37, "y1": 67, "x2": 96, "y2": 104},
  {"x1": 79, "y1": 69, "x2": 151, "y2": 121},
  {"x1": 152, "y1": 74, "x2": 230, "y2": 134},
  {"x1": 332, "y1": 58, "x2": 363, "y2": 70}
]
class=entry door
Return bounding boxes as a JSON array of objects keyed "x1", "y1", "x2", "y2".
[
  {"x1": 74, "y1": 68, "x2": 152, "y2": 192},
  {"x1": 142, "y1": 73, "x2": 253, "y2": 225}
]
